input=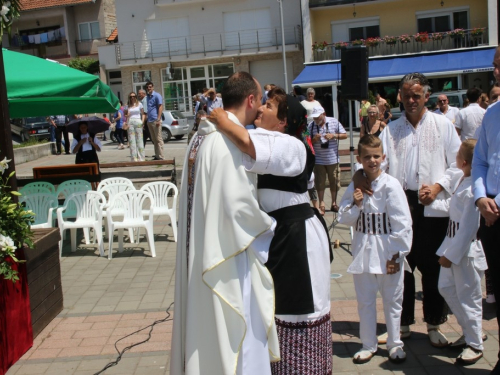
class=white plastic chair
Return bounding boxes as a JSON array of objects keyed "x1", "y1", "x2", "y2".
[
  {"x1": 19, "y1": 182, "x2": 56, "y2": 196},
  {"x1": 56, "y1": 180, "x2": 92, "y2": 241},
  {"x1": 57, "y1": 191, "x2": 106, "y2": 258},
  {"x1": 106, "y1": 190, "x2": 155, "y2": 260},
  {"x1": 20, "y1": 193, "x2": 57, "y2": 229},
  {"x1": 97, "y1": 179, "x2": 136, "y2": 241},
  {"x1": 140, "y1": 181, "x2": 178, "y2": 242}
]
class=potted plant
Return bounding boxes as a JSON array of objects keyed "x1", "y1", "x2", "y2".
[
  {"x1": 334, "y1": 41, "x2": 348, "y2": 50},
  {"x1": 399, "y1": 34, "x2": 411, "y2": 44},
  {"x1": 431, "y1": 32, "x2": 446, "y2": 41},
  {"x1": 383, "y1": 36, "x2": 398, "y2": 45},
  {"x1": 312, "y1": 41, "x2": 328, "y2": 52},
  {"x1": 414, "y1": 32, "x2": 429, "y2": 43},
  {"x1": 364, "y1": 37, "x2": 381, "y2": 47},
  {"x1": 351, "y1": 39, "x2": 364, "y2": 46},
  {"x1": 449, "y1": 28, "x2": 465, "y2": 38},
  {"x1": 471, "y1": 27, "x2": 485, "y2": 37},
  {"x1": 0, "y1": 158, "x2": 34, "y2": 282}
]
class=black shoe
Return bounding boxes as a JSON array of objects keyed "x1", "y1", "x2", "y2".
[
  {"x1": 152, "y1": 156, "x2": 163, "y2": 161},
  {"x1": 65, "y1": 152, "x2": 71, "y2": 155},
  {"x1": 56, "y1": 152, "x2": 61, "y2": 155}
]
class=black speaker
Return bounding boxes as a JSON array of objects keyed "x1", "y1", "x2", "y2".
[{"x1": 341, "y1": 46, "x2": 369, "y2": 100}]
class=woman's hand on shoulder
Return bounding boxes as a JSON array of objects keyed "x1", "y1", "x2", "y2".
[{"x1": 208, "y1": 108, "x2": 227, "y2": 126}]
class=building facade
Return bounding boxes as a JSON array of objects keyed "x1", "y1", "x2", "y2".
[
  {"x1": 98, "y1": 0, "x2": 304, "y2": 112},
  {"x1": 297, "y1": 0, "x2": 499, "y2": 122},
  {"x1": 2, "y1": 0, "x2": 117, "y2": 64}
]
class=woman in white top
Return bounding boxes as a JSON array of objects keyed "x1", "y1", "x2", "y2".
[
  {"x1": 71, "y1": 122, "x2": 102, "y2": 166},
  {"x1": 300, "y1": 88, "x2": 322, "y2": 119},
  {"x1": 124, "y1": 92, "x2": 146, "y2": 161}
]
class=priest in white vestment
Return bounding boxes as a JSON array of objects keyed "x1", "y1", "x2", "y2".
[{"x1": 170, "y1": 72, "x2": 280, "y2": 375}]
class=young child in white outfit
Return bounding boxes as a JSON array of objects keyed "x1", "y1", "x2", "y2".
[
  {"x1": 437, "y1": 139, "x2": 487, "y2": 365},
  {"x1": 338, "y1": 135, "x2": 413, "y2": 364}
]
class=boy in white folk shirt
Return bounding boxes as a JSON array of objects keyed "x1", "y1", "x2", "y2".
[
  {"x1": 437, "y1": 139, "x2": 488, "y2": 365},
  {"x1": 338, "y1": 135, "x2": 413, "y2": 364}
]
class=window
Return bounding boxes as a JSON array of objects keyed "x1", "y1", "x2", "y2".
[
  {"x1": 331, "y1": 17, "x2": 380, "y2": 44},
  {"x1": 416, "y1": 9, "x2": 468, "y2": 33},
  {"x1": 79, "y1": 21, "x2": 100, "y2": 41},
  {"x1": 349, "y1": 25, "x2": 380, "y2": 41},
  {"x1": 161, "y1": 64, "x2": 234, "y2": 113},
  {"x1": 132, "y1": 70, "x2": 152, "y2": 94}
]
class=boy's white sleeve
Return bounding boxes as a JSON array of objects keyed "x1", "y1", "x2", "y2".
[
  {"x1": 386, "y1": 180, "x2": 413, "y2": 260},
  {"x1": 338, "y1": 182, "x2": 361, "y2": 227},
  {"x1": 444, "y1": 191, "x2": 480, "y2": 265}
]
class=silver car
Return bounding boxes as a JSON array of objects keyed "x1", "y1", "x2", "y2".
[{"x1": 161, "y1": 110, "x2": 189, "y2": 142}]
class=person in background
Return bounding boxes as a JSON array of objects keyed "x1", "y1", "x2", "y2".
[
  {"x1": 308, "y1": 106, "x2": 347, "y2": 214},
  {"x1": 137, "y1": 89, "x2": 150, "y2": 148},
  {"x1": 360, "y1": 99, "x2": 371, "y2": 127},
  {"x1": 301, "y1": 87, "x2": 321, "y2": 119},
  {"x1": 383, "y1": 102, "x2": 393, "y2": 123},
  {"x1": 102, "y1": 114, "x2": 109, "y2": 141},
  {"x1": 125, "y1": 91, "x2": 146, "y2": 161},
  {"x1": 455, "y1": 87, "x2": 485, "y2": 141},
  {"x1": 434, "y1": 94, "x2": 460, "y2": 125},
  {"x1": 293, "y1": 85, "x2": 306, "y2": 101},
  {"x1": 199, "y1": 87, "x2": 223, "y2": 115},
  {"x1": 261, "y1": 83, "x2": 276, "y2": 105},
  {"x1": 489, "y1": 84, "x2": 500, "y2": 105},
  {"x1": 188, "y1": 109, "x2": 206, "y2": 144},
  {"x1": 479, "y1": 93, "x2": 489, "y2": 110},
  {"x1": 48, "y1": 115, "x2": 70, "y2": 155},
  {"x1": 146, "y1": 81, "x2": 164, "y2": 160},
  {"x1": 360, "y1": 105, "x2": 386, "y2": 138},
  {"x1": 113, "y1": 101, "x2": 125, "y2": 150},
  {"x1": 375, "y1": 92, "x2": 387, "y2": 120},
  {"x1": 71, "y1": 122, "x2": 101, "y2": 166}
]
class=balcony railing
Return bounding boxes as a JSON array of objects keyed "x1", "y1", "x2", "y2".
[
  {"x1": 7, "y1": 39, "x2": 69, "y2": 59},
  {"x1": 313, "y1": 28, "x2": 489, "y2": 62},
  {"x1": 309, "y1": 0, "x2": 372, "y2": 7},
  {"x1": 75, "y1": 38, "x2": 109, "y2": 56},
  {"x1": 115, "y1": 26, "x2": 301, "y2": 63}
]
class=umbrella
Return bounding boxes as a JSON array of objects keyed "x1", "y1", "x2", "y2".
[
  {"x1": 3, "y1": 48, "x2": 120, "y2": 117},
  {"x1": 67, "y1": 116, "x2": 110, "y2": 134}
]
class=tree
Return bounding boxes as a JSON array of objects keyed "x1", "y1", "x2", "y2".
[{"x1": 68, "y1": 57, "x2": 100, "y2": 75}]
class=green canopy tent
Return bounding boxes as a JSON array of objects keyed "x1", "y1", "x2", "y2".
[{"x1": 3, "y1": 48, "x2": 120, "y2": 117}]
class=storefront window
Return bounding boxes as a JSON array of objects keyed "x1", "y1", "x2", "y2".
[{"x1": 132, "y1": 70, "x2": 152, "y2": 93}]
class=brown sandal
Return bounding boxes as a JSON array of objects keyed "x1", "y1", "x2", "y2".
[
  {"x1": 331, "y1": 204, "x2": 339, "y2": 213},
  {"x1": 319, "y1": 205, "x2": 326, "y2": 216}
]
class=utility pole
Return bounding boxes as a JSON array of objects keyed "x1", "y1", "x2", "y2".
[{"x1": 278, "y1": 0, "x2": 289, "y2": 93}]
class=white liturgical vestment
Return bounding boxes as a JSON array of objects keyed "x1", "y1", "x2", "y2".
[{"x1": 170, "y1": 113, "x2": 280, "y2": 375}]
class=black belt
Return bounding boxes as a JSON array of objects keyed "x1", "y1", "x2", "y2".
[{"x1": 268, "y1": 203, "x2": 314, "y2": 224}]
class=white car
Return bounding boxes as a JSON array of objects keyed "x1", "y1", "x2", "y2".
[{"x1": 161, "y1": 110, "x2": 189, "y2": 142}]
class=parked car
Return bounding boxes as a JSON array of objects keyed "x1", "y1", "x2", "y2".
[
  {"x1": 426, "y1": 90, "x2": 468, "y2": 109},
  {"x1": 10, "y1": 117, "x2": 52, "y2": 142},
  {"x1": 161, "y1": 110, "x2": 189, "y2": 142}
]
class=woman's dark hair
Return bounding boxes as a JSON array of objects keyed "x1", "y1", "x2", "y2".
[
  {"x1": 221, "y1": 72, "x2": 259, "y2": 109},
  {"x1": 267, "y1": 87, "x2": 288, "y2": 122}
]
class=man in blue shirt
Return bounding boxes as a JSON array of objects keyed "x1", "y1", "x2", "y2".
[
  {"x1": 199, "y1": 87, "x2": 223, "y2": 115},
  {"x1": 472, "y1": 45, "x2": 500, "y2": 375},
  {"x1": 146, "y1": 81, "x2": 164, "y2": 160}
]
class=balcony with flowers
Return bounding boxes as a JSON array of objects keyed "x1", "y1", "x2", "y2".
[{"x1": 312, "y1": 27, "x2": 489, "y2": 62}]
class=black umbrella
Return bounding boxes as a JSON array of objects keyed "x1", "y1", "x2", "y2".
[{"x1": 67, "y1": 116, "x2": 110, "y2": 134}]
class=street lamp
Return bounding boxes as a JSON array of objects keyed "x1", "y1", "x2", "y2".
[{"x1": 277, "y1": 0, "x2": 289, "y2": 93}]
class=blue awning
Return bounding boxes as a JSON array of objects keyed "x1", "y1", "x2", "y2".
[{"x1": 293, "y1": 47, "x2": 496, "y2": 86}]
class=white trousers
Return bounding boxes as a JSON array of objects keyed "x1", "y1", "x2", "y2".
[
  {"x1": 438, "y1": 258, "x2": 484, "y2": 351},
  {"x1": 353, "y1": 271, "x2": 404, "y2": 352}
]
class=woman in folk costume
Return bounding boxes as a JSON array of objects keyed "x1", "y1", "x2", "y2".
[{"x1": 210, "y1": 87, "x2": 333, "y2": 374}]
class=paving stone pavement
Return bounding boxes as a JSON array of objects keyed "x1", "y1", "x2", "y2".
[{"x1": 6, "y1": 137, "x2": 499, "y2": 374}]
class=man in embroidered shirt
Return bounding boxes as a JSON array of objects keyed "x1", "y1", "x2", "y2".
[
  {"x1": 357, "y1": 72, "x2": 461, "y2": 348},
  {"x1": 434, "y1": 94, "x2": 460, "y2": 125},
  {"x1": 455, "y1": 87, "x2": 485, "y2": 141}
]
